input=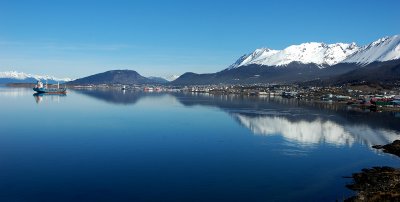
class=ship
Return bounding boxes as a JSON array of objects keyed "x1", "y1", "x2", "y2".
[{"x1": 33, "y1": 80, "x2": 67, "y2": 94}]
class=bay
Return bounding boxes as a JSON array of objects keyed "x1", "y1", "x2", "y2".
[{"x1": 0, "y1": 86, "x2": 399, "y2": 201}]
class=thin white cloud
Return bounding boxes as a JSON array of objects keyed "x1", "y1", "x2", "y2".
[{"x1": 0, "y1": 40, "x2": 131, "y2": 51}]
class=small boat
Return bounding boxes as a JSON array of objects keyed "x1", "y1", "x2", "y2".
[{"x1": 33, "y1": 80, "x2": 67, "y2": 94}]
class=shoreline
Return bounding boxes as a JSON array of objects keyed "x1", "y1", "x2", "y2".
[
  {"x1": 5, "y1": 83, "x2": 400, "y2": 113},
  {"x1": 345, "y1": 140, "x2": 400, "y2": 201}
]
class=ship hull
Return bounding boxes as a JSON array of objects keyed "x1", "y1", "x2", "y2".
[{"x1": 33, "y1": 87, "x2": 67, "y2": 94}]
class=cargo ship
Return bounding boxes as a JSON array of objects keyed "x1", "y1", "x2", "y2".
[{"x1": 33, "y1": 80, "x2": 67, "y2": 94}]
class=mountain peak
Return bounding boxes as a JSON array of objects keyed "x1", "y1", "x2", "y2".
[
  {"x1": 227, "y1": 35, "x2": 400, "y2": 70},
  {"x1": 227, "y1": 41, "x2": 360, "y2": 70},
  {"x1": 163, "y1": 75, "x2": 180, "y2": 81},
  {"x1": 227, "y1": 48, "x2": 279, "y2": 70},
  {"x1": 343, "y1": 35, "x2": 400, "y2": 65},
  {"x1": 67, "y1": 69, "x2": 168, "y2": 85},
  {"x1": 0, "y1": 71, "x2": 72, "y2": 83},
  {"x1": 370, "y1": 36, "x2": 392, "y2": 46}
]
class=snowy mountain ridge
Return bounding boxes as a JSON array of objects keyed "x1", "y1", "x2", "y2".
[
  {"x1": 0, "y1": 71, "x2": 72, "y2": 82},
  {"x1": 343, "y1": 35, "x2": 400, "y2": 65},
  {"x1": 228, "y1": 35, "x2": 400, "y2": 70}
]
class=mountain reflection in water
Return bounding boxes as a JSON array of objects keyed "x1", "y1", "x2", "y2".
[
  {"x1": 235, "y1": 114, "x2": 398, "y2": 147},
  {"x1": 73, "y1": 88, "x2": 164, "y2": 105},
  {"x1": 74, "y1": 89, "x2": 400, "y2": 148}
]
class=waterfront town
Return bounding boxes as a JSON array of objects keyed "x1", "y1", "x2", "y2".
[
  {"x1": 62, "y1": 82, "x2": 400, "y2": 112},
  {"x1": 9, "y1": 80, "x2": 400, "y2": 112}
]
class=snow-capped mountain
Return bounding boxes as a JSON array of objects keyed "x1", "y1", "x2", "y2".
[
  {"x1": 228, "y1": 35, "x2": 400, "y2": 70},
  {"x1": 163, "y1": 75, "x2": 180, "y2": 82},
  {"x1": 343, "y1": 35, "x2": 400, "y2": 65},
  {"x1": 228, "y1": 42, "x2": 359, "y2": 69},
  {"x1": 173, "y1": 34, "x2": 400, "y2": 85},
  {"x1": 147, "y1": 76, "x2": 169, "y2": 83},
  {"x1": 0, "y1": 71, "x2": 72, "y2": 84}
]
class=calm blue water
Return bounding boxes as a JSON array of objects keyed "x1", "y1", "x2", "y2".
[{"x1": 0, "y1": 86, "x2": 399, "y2": 202}]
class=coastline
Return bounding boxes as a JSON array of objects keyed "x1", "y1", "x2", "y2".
[
  {"x1": 4, "y1": 83, "x2": 400, "y2": 112},
  {"x1": 345, "y1": 140, "x2": 400, "y2": 201}
]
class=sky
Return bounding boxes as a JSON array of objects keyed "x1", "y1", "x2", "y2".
[{"x1": 0, "y1": 0, "x2": 399, "y2": 79}]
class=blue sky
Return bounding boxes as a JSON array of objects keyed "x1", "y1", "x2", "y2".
[{"x1": 0, "y1": 0, "x2": 399, "y2": 79}]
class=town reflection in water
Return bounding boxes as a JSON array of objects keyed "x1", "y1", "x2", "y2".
[{"x1": 71, "y1": 89, "x2": 400, "y2": 148}]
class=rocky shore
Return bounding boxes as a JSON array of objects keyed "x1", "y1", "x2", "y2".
[
  {"x1": 345, "y1": 140, "x2": 400, "y2": 201},
  {"x1": 372, "y1": 140, "x2": 400, "y2": 157}
]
